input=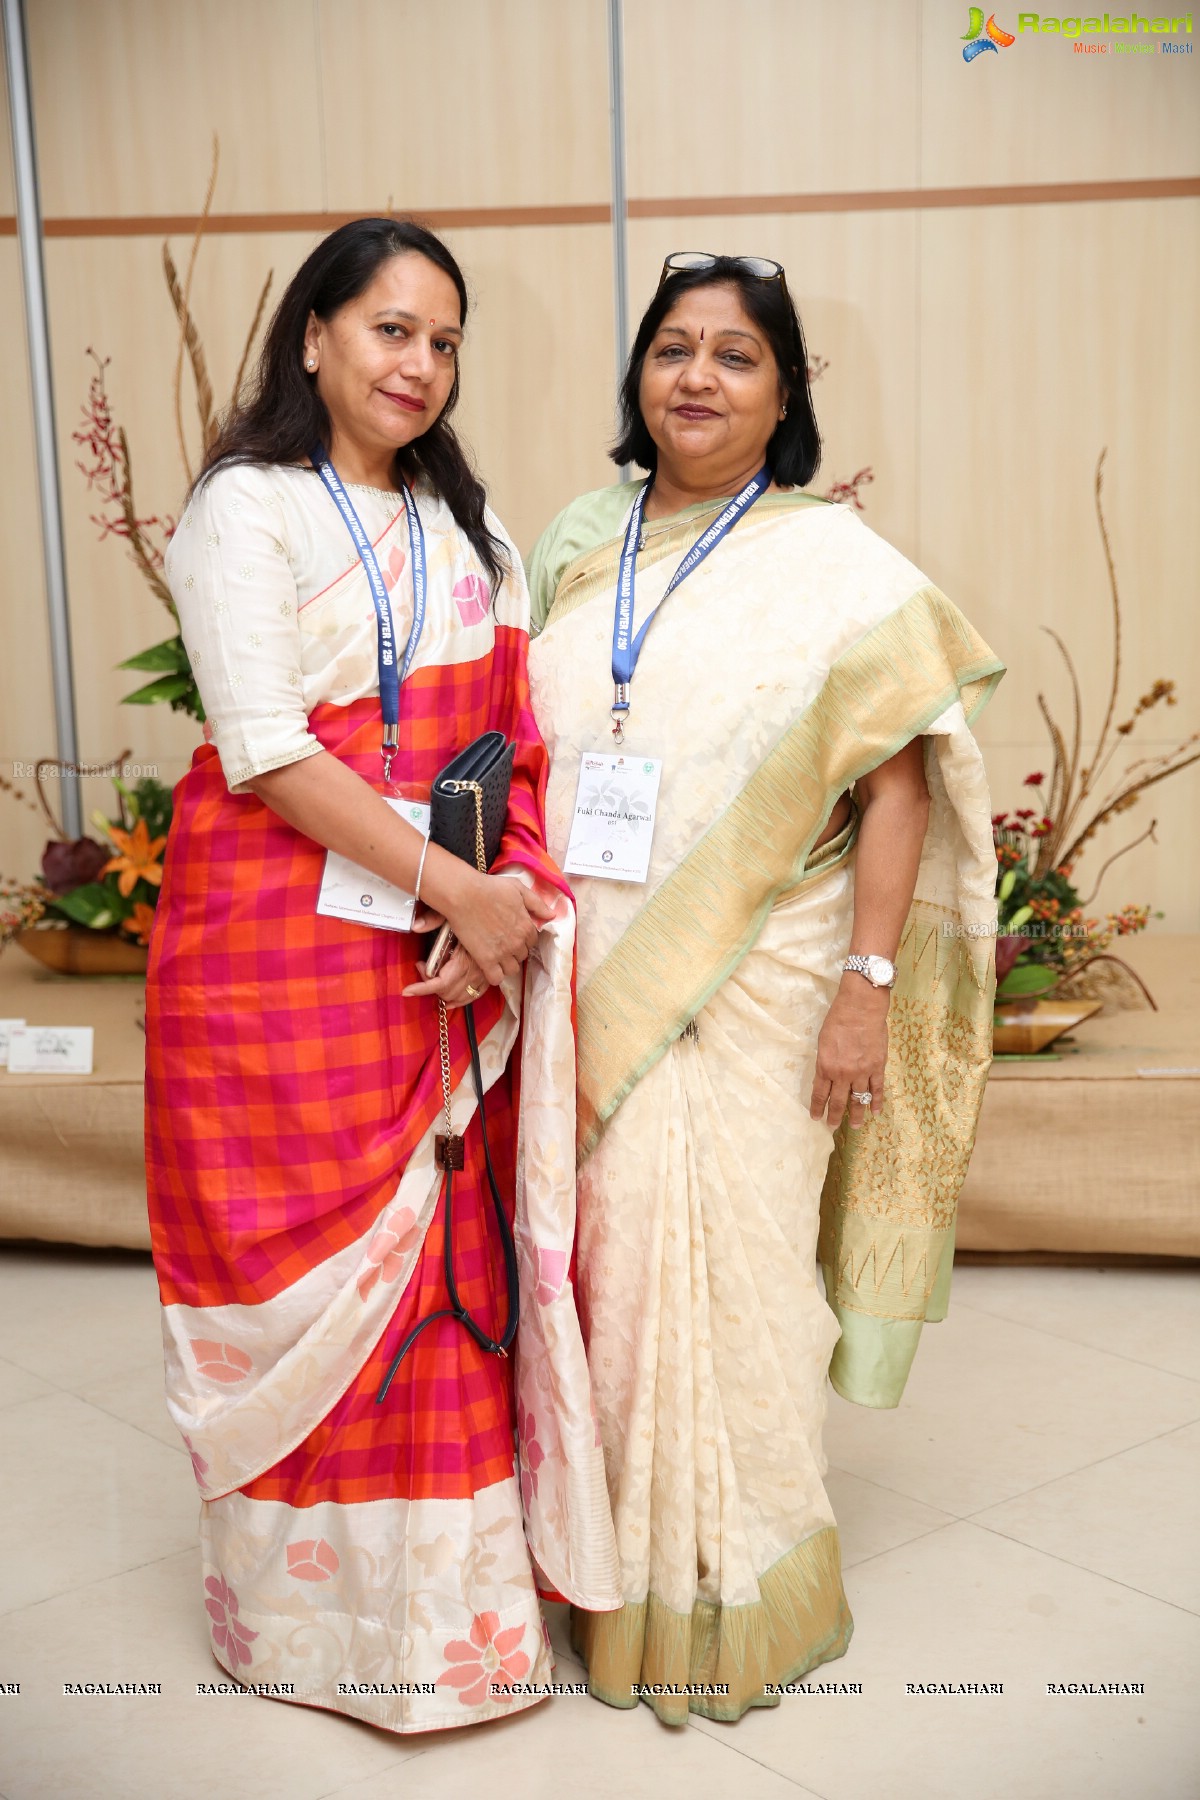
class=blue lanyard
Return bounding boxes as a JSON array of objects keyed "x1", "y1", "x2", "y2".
[
  {"x1": 311, "y1": 444, "x2": 427, "y2": 781},
  {"x1": 611, "y1": 464, "x2": 770, "y2": 741}
]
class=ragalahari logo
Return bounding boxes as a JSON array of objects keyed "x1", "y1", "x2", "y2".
[{"x1": 962, "y1": 8, "x2": 1017, "y2": 57}]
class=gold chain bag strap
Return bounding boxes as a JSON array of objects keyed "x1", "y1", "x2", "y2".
[{"x1": 376, "y1": 740, "x2": 519, "y2": 1402}]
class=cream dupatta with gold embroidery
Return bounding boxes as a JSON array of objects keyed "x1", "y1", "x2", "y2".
[{"x1": 526, "y1": 490, "x2": 1004, "y2": 1721}]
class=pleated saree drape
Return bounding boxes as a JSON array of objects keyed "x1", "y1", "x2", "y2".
[
  {"x1": 147, "y1": 504, "x2": 620, "y2": 1733},
  {"x1": 527, "y1": 487, "x2": 1004, "y2": 1721}
]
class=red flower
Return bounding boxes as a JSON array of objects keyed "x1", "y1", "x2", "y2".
[
  {"x1": 1023, "y1": 772, "x2": 1046, "y2": 787},
  {"x1": 995, "y1": 935, "x2": 1025, "y2": 982},
  {"x1": 41, "y1": 836, "x2": 109, "y2": 895}
]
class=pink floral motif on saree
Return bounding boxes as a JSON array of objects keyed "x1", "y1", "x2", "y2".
[
  {"x1": 286, "y1": 1538, "x2": 340, "y2": 1582},
  {"x1": 356, "y1": 1206, "x2": 421, "y2": 1300},
  {"x1": 204, "y1": 1575, "x2": 257, "y2": 1670},
  {"x1": 436, "y1": 1613, "x2": 530, "y2": 1706}
]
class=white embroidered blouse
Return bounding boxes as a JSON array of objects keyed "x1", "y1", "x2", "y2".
[{"x1": 165, "y1": 462, "x2": 520, "y2": 793}]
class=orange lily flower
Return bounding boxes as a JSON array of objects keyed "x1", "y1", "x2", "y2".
[
  {"x1": 101, "y1": 818, "x2": 167, "y2": 897},
  {"x1": 121, "y1": 901, "x2": 158, "y2": 945}
]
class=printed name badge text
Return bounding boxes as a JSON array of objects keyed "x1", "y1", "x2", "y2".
[{"x1": 563, "y1": 752, "x2": 663, "y2": 884}]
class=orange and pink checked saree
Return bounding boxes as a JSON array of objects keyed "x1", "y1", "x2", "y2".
[{"x1": 147, "y1": 491, "x2": 619, "y2": 1732}]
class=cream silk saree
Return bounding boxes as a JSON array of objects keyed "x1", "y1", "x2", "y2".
[{"x1": 525, "y1": 484, "x2": 1005, "y2": 1723}]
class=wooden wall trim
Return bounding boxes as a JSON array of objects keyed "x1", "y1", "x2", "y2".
[
  {"x1": 630, "y1": 176, "x2": 1200, "y2": 217},
  {"x1": 0, "y1": 177, "x2": 1195, "y2": 239}
]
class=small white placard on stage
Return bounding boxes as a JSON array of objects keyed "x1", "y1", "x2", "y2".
[
  {"x1": 0, "y1": 1019, "x2": 27, "y2": 1068},
  {"x1": 6, "y1": 1025, "x2": 94, "y2": 1075}
]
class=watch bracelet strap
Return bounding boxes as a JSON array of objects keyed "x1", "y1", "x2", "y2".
[{"x1": 843, "y1": 954, "x2": 895, "y2": 986}]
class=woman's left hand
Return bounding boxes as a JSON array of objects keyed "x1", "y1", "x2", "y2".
[
  {"x1": 808, "y1": 985, "x2": 889, "y2": 1129},
  {"x1": 403, "y1": 943, "x2": 491, "y2": 1009}
]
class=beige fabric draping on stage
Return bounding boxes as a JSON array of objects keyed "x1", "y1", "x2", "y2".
[
  {"x1": 956, "y1": 933, "x2": 1200, "y2": 1257},
  {"x1": 0, "y1": 950, "x2": 150, "y2": 1249},
  {"x1": 0, "y1": 929, "x2": 1196, "y2": 1262}
]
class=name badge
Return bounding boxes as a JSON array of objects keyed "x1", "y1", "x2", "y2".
[
  {"x1": 316, "y1": 798, "x2": 430, "y2": 933},
  {"x1": 6, "y1": 1025, "x2": 94, "y2": 1075},
  {"x1": 563, "y1": 751, "x2": 663, "y2": 884}
]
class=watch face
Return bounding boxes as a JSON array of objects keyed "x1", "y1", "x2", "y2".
[{"x1": 866, "y1": 955, "x2": 896, "y2": 986}]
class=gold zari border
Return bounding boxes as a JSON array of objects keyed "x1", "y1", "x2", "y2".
[
  {"x1": 547, "y1": 491, "x2": 826, "y2": 631},
  {"x1": 818, "y1": 900, "x2": 995, "y2": 1322},
  {"x1": 575, "y1": 584, "x2": 1004, "y2": 1163},
  {"x1": 570, "y1": 1525, "x2": 852, "y2": 1724}
]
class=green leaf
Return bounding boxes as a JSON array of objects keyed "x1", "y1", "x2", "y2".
[
  {"x1": 47, "y1": 881, "x2": 131, "y2": 930},
  {"x1": 130, "y1": 777, "x2": 173, "y2": 841},
  {"x1": 997, "y1": 963, "x2": 1059, "y2": 998},
  {"x1": 169, "y1": 684, "x2": 206, "y2": 724},
  {"x1": 117, "y1": 635, "x2": 190, "y2": 674},
  {"x1": 122, "y1": 673, "x2": 194, "y2": 706}
]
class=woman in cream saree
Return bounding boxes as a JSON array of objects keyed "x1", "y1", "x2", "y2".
[{"x1": 525, "y1": 256, "x2": 1004, "y2": 1723}]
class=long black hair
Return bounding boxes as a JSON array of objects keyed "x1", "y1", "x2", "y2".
[
  {"x1": 611, "y1": 257, "x2": 822, "y2": 488},
  {"x1": 199, "y1": 217, "x2": 508, "y2": 590}
]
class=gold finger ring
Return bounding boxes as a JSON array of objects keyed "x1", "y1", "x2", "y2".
[{"x1": 465, "y1": 983, "x2": 481, "y2": 1000}]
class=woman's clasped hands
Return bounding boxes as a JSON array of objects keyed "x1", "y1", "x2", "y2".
[{"x1": 405, "y1": 866, "x2": 556, "y2": 1008}]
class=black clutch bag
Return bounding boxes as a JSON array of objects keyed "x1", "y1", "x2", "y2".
[
  {"x1": 375, "y1": 728, "x2": 519, "y2": 1405},
  {"x1": 424, "y1": 731, "x2": 515, "y2": 978},
  {"x1": 429, "y1": 730, "x2": 515, "y2": 871}
]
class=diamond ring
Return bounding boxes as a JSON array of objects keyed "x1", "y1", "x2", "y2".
[{"x1": 851, "y1": 1089, "x2": 872, "y2": 1105}]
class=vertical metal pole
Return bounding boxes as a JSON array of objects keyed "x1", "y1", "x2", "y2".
[
  {"x1": 3, "y1": 0, "x2": 81, "y2": 837},
  {"x1": 606, "y1": 0, "x2": 631, "y2": 477}
]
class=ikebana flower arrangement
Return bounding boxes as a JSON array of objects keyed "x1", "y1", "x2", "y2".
[
  {"x1": 0, "y1": 758, "x2": 172, "y2": 958},
  {"x1": 0, "y1": 149, "x2": 271, "y2": 972},
  {"x1": 992, "y1": 452, "x2": 1198, "y2": 1011}
]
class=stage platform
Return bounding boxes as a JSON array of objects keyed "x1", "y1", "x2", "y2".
[
  {"x1": 1, "y1": 934, "x2": 1197, "y2": 1258},
  {"x1": 0, "y1": 951, "x2": 149, "y2": 1249},
  {"x1": 956, "y1": 933, "x2": 1199, "y2": 1257}
]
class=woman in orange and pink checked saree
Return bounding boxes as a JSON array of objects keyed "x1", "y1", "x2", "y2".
[{"x1": 146, "y1": 219, "x2": 619, "y2": 1733}]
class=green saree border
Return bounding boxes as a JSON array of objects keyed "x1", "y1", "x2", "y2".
[
  {"x1": 570, "y1": 1523, "x2": 852, "y2": 1725},
  {"x1": 575, "y1": 583, "x2": 1004, "y2": 1163},
  {"x1": 545, "y1": 490, "x2": 830, "y2": 633}
]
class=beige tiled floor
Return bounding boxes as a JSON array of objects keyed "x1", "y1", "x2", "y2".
[{"x1": 0, "y1": 1248, "x2": 1196, "y2": 1800}]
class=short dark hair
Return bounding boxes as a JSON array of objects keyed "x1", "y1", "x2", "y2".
[
  {"x1": 200, "y1": 217, "x2": 508, "y2": 590},
  {"x1": 611, "y1": 258, "x2": 822, "y2": 487}
]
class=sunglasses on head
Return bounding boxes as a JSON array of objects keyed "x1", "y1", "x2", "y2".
[{"x1": 657, "y1": 251, "x2": 787, "y2": 290}]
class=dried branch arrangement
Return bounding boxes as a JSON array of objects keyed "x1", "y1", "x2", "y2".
[
  {"x1": 71, "y1": 138, "x2": 273, "y2": 720},
  {"x1": 1029, "y1": 449, "x2": 1199, "y2": 883},
  {"x1": 991, "y1": 451, "x2": 1198, "y2": 1010}
]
